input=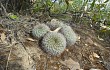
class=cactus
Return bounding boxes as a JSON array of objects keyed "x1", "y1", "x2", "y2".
[
  {"x1": 60, "y1": 25, "x2": 77, "y2": 46},
  {"x1": 32, "y1": 24, "x2": 50, "y2": 39},
  {"x1": 42, "y1": 32, "x2": 66, "y2": 55},
  {"x1": 46, "y1": 19, "x2": 64, "y2": 30}
]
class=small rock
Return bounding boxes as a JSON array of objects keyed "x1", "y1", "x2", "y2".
[{"x1": 60, "y1": 58, "x2": 80, "y2": 70}]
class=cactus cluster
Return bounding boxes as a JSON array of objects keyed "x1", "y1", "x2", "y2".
[
  {"x1": 42, "y1": 32, "x2": 66, "y2": 55},
  {"x1": 32, "y1": 19, "x2": 77, "y2": 56},
  {"x1": 32, "y1": 24, "x2": 50, "y2": 39}
]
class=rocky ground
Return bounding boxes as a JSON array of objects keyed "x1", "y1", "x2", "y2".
[{"x1": 0, "y1": 15, "x2": 110, "y2": 70}]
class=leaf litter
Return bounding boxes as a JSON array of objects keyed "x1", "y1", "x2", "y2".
[{"x1": 0, "y1": 16, "x2": 110, "y2": 70}]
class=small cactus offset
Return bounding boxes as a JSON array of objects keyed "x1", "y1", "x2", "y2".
[
  {"x1": 46, "y1": 19, "x2": 64, "y2": 30},
  {"x1": 42, "y1": 32, "x2": 66, "y2": 55},
  {"x1": 60, "y1": 25, "x2": 77, "y2": 46},
  {"x1": 32, "y1": 24, "x2": 50, "y2": 39}
]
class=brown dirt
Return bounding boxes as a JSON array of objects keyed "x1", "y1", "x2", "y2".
[{"x1": 0, "y1": 16, "x2": 110, "y2": 70}]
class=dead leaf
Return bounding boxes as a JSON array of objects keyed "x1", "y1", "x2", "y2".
[
  {"x1": 26, "y1": 38, "x2": 36, "y2": 41},
  {"x1": 98, "y1": 35, "x2": 104, "y2": 41},
  {"x1": 90, "y1": 68, "x2": 101, "y2": 70},
  {"x1": 92, "y1": 52, "x2": 100, "y2": 58},
  {"x1": 0, "y1": 32, "x2": 6, "y2": 42},
  {"x1": 89, "y1": 52, "x2": 100, "y2": 61},
  {"x1": 85, "y1": 44, "x2": 88, "y2": 46},
  {"x1": 60, "y1": 58, "x2": 80, "y2": 70}
]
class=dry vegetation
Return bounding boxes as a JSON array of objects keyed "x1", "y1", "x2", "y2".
[
  {"x1": 0, "y1": 0, "x2": 110, "y2": 70},
  {"x1": 0, "y1": 16, "x2": 110, "y2": 70}
]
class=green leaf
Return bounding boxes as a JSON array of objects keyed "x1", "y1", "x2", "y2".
[
  {"x1": 104, "y1": 0, "x2": 109, "y2": 3},
  {"x1": 8, "y1": 13, "x2": 19, "y2": 20},
  {"x1": 90, "y1": 0, "x2": 96, "y2": 10}
]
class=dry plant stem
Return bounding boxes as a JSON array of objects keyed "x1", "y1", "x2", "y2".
[
  {"x1": 99, "y1": 52, "x2": 108, "y2": 70},
  {"x1": 50, "y1": 27, "x2": 61, "y2": 32},
  {"x1": 6, "y1": 45, "x2": 13, "y2": 70},
  {"x1": 6, "y1": 0, "x2": 9, "y2": 10},
  {"x1": 44, "y1": 56, "x2": 49, "y2": 70},
  {"x1": 21, "y1": 42, "x2": 33, "y2": 63},
  {"x1": 0, "y1": 2, "x2": 8, "y2": 16}
]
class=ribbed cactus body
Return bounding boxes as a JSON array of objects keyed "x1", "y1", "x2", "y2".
[
  {"x1": 42, "y1": 32, "x2": 66, "y2": 55},
  {"x1": 46, "y1": 19, "x2": 64, "y2": 30},
  {"x1": 32, "y1": 24, "x2": 50, "y2": 39},
  {"x1": 60, "y1": 25, "x2": 77, "y2": 46}
]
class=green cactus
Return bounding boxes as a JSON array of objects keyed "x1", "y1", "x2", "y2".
[
  {"x1": 46, "y1": 19, "x2": 64, "y2": 30},
  {"x1": 42, "y1": 32, "x2": 66, "y2": 55},
  {"x1": 60, "y1": 25, "x2": 77, "y2": 46},
  {"x1": 32, "y1": 24, "x2": 50, "y2": 39}
]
